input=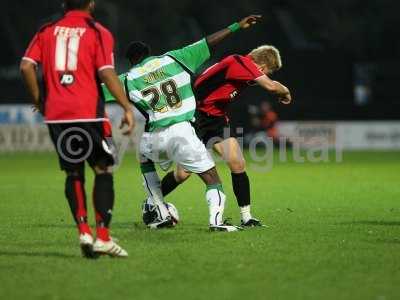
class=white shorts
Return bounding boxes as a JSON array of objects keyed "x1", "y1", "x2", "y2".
[{"x1": 140, "y1": 121, "x2": 215, "y2": 174}]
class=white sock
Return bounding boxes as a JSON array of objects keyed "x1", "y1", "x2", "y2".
[
  {"x1": 145, "y1": 197, "x2": 155, "y2": 206},
  {"x1": 206, "y1": 186, "x2": 226, "y2": 226},
  {"x1": 142, "y1": 171, "x2": 170, "y2": 219},
  {"x1": 240, "y1": 205, "x2": 252, "y2": 223}
]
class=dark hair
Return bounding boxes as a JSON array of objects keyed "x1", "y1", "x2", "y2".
[
  {"x1": 125, "y1": 41, "x2": 151, "y2": 66},
  {"x1": 64, "y1": 0, "x2": 92, "y2": 11}
]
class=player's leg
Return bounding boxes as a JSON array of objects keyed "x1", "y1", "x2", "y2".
[
  {"x1": 161, "y1": 165, "x2": 191, "y2": 197},
  {"x1": 65, "y1": 167, "x2": 100, "y2": 258},
  {"x1": 213, "y1": 138, "x2": 263, "y2": 227},
  {"x1": 140, "y1": 157, "x2": 175, "y2": 228},
  {"x1": 91, "y1": 165, "x2": 114, "y2": 241},
  {"x1": 64, "y1": 166, "x2": 98, "y2": 258},
  {"x1": 47, "y1": 123, "x2": 96, "y2": 259},
  {"x1": 64, "y1": 167, "x2": 91, "y2": 232},
  {"x1": 197, "y1": 167, "x2": 237, "y2": 231},
  {"x1": 170, "y1": 122, "x2": 240, "y2": 231},
  {"x1": 139, "y1": 128, "x2": 177, "y2": 228},
  {"x1": 86, "y1": 122, "x2": 128, "y2": 257},
  {"x1": 91, "y1": 165, "x2": 129, "y2": 257}
]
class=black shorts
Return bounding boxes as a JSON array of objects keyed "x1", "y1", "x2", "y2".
[
  {"x1": 193, "y1": 111, "x2": 239, "y2": 148},
  {"x1": 47, "y1": 122, "x2": 116, "y2": 171}
]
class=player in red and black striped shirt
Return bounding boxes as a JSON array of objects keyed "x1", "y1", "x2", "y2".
[
  {"x1": 160, "y1": 45, "x2": 292, "y2": 227},
  {"x1": 20, "y1": 0, "x2": 134, "y2": 258}
]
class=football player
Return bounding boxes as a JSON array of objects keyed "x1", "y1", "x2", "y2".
[
  {"x1": 21, "y1": 0, "x2": 135, "y2": 258},
  {"x1": 159, "y1": 44, "x2": 292, "y2": 227},
  {"x1": 104, "y1": 15, "x2": 261, "y2": 231}
]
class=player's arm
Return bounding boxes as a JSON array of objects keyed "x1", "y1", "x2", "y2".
[
  {"x1": 99, "y1": 68, "x2": 135, "y2": 135},
  {"x1": 21, "y1": 32, "x2": 43, "y2": 113},
  {"x1": 206, "y1": 15, "x2": 262, "y2": 47},
  {"x1": 255, "y1": 75, "x2": 292, "y2": 105},
  {"x1": 167, "y1": 15, "x2": 261, "y2": 74},
  {"x1": 20, "y1": 60, "x2": 41, "y2": 112}
]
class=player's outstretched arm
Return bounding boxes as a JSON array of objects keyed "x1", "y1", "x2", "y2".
[
  {"x1": 256, "y1": 75, "x2": 292, "y2": 105},
  {"x1": 206, "y1": 15, "x2": 262, "y2": 47},
  {"x1": 20, "y1": 60, "x2": 41, "y2": 113},
  {"x1": 99, "y1": 68, "x2": 136, "y2": 135}
]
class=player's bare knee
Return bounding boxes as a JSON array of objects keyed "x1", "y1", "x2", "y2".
[
  {"x1": 175, "y1": 168, "x2": 191, "y2": 183},
  {"x1": 228, "y1": 157, "x2": 246, "y2": 173},
  {"x1": 93, "y1": 165, "x2": 113, "y2": 175}
]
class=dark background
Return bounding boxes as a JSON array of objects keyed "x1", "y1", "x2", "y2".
[{"x1": 1, "y1": 0, "x2": 399, "y2": 124}]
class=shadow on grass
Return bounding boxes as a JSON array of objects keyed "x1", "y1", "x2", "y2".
[
  {"x1": 336, "y1": 220, "x2": 400, "y2": 226},
  {"x1": 0, "y1": 250, "x2": 77, "y2": 259}
]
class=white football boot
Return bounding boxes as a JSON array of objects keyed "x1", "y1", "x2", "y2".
[
  {"x1": 93, "y1": 239, "x2": 129, "y2": 258},
  {"x1": 79, "y1": 233, "x2": 97, "y2": 259}
]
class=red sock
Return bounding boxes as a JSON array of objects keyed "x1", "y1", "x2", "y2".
[
  {"x1": 96, "y1": 226, "x2": 110, "y2": 242},
  {"x1": 73, "y1": 180, "x2": 91, "y2": 236},
  {"x1": 78, "y1": 222, "x2": 92, "y2": 236}
]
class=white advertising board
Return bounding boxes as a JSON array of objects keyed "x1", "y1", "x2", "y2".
[
  {"x1": 1, "y1": 105, "x2": 399, "y2": 151},
  {"x1": 0, "y1": 105, "x2": 144, "y2": 152},
  {"x1": 278, "y1": 121, "x2": 400, "y2": 150}
]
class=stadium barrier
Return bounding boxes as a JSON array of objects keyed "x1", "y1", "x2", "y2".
[
  {"x1": 1, "y1": 105, "x2": 400, "y2": 152},
  {"x1": 278, "y1": 121, "x2": 400, "y2": 150},
  {"x1": 0, "y1": 104, "x2": 144, "y2": 152}
]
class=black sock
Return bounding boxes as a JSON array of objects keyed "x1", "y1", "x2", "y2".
[
  {"x1": 65, "y1": 174, "x2": 88, "y2": 225},
  {"x1": 161, "y1": 171, "x2": 180, "y2": 197},
  {"x1": 93, "y1": 174, "x2": 114, "y2": 227},
  {"x1": 231, "y1": 172, "x2": 251, "y2": 207}
]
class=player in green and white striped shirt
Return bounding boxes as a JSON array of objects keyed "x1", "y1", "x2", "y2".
[
  {"x1": 104, "y1": 38, "x2": 209, "y2": 132},
  {"x1": 104, "y1": 15, "x2": 261, "y2": 231}
]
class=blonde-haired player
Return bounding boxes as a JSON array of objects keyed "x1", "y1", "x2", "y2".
[{"x1": 156, "y1": 44, "x2": 292, "y2": 227}]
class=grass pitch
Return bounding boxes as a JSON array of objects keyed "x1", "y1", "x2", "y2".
[{"x1": 0, "y1": 151, "x2": 399, "y2": 300}]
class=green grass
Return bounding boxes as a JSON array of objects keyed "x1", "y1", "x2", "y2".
[{"x1": 1, "y1": 151, "x2": 400, "y2": 300}]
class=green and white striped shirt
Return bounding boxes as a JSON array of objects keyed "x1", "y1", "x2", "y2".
[{"x1": 103, "y1": 38, "x2": 210, "y2": 132}]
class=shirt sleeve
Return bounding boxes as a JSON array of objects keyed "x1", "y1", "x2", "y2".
[
  {"x1": 102, "y1": 74, "x2": 127, "y2": 103},
  {"x1": 167, "y1": 38, "x2": 211, "y2": 73},
  {"x1": 96, "y1": 27, "x2": 115, "y2": 71},
  {"x1": 23, "y1": 33, "x2": 42, "y2": 65},
  {"x1": 102, "y1": 84, "x2": 115, "y2": 102},
  {"x1": 226, "y1": 55, "x2": 264, "y2": 81}
]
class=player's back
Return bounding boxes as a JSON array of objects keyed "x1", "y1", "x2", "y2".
[
  {"x1": 24, "y1": 11, "x2": 115, "y2": 123},
  {"x1": 103, "y1": 38, "x2": 211, "y2": 131},
  {"x1": 123, "y1": 54, "x2": 196, "y2": 131},
  {"x1": 194, "y1": 54, "x2": 264, "y2": 117}
]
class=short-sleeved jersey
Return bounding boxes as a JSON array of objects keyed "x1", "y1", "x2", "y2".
[
  {"x1": 22, "y1": 10, "x2": 115, "y2": 123},
  {"x1": 103, "y1": 39, "x2": 210, "y2": 132},
  {"x1": 194, "y1": 54, "x2": 264, "y2": 117}
]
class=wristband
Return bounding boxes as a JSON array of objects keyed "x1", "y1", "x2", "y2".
[{"x1": 228, "y1": 22, "x2": 241, "y2": 33}]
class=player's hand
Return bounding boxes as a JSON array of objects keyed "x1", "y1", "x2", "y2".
[
  {"x1": 278, "y1": 92, "x2": 292, "y2": 105},
  {"x1": 239, "y1": 15, "x2": 262, "y2": 29},
  {"x1": 31, "y1": 98, "x2": 43, "y2": 115},
  {"x1": 32, "y1": 105, "x2": 40, "y2": 113},
  {"x1": 120, "y1": 110, "x2": 135, "y2": 136}
]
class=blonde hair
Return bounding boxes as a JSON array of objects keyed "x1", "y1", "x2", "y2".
[{"x1": 249, "y1": 45, "x2": 282, "y2": 73}]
